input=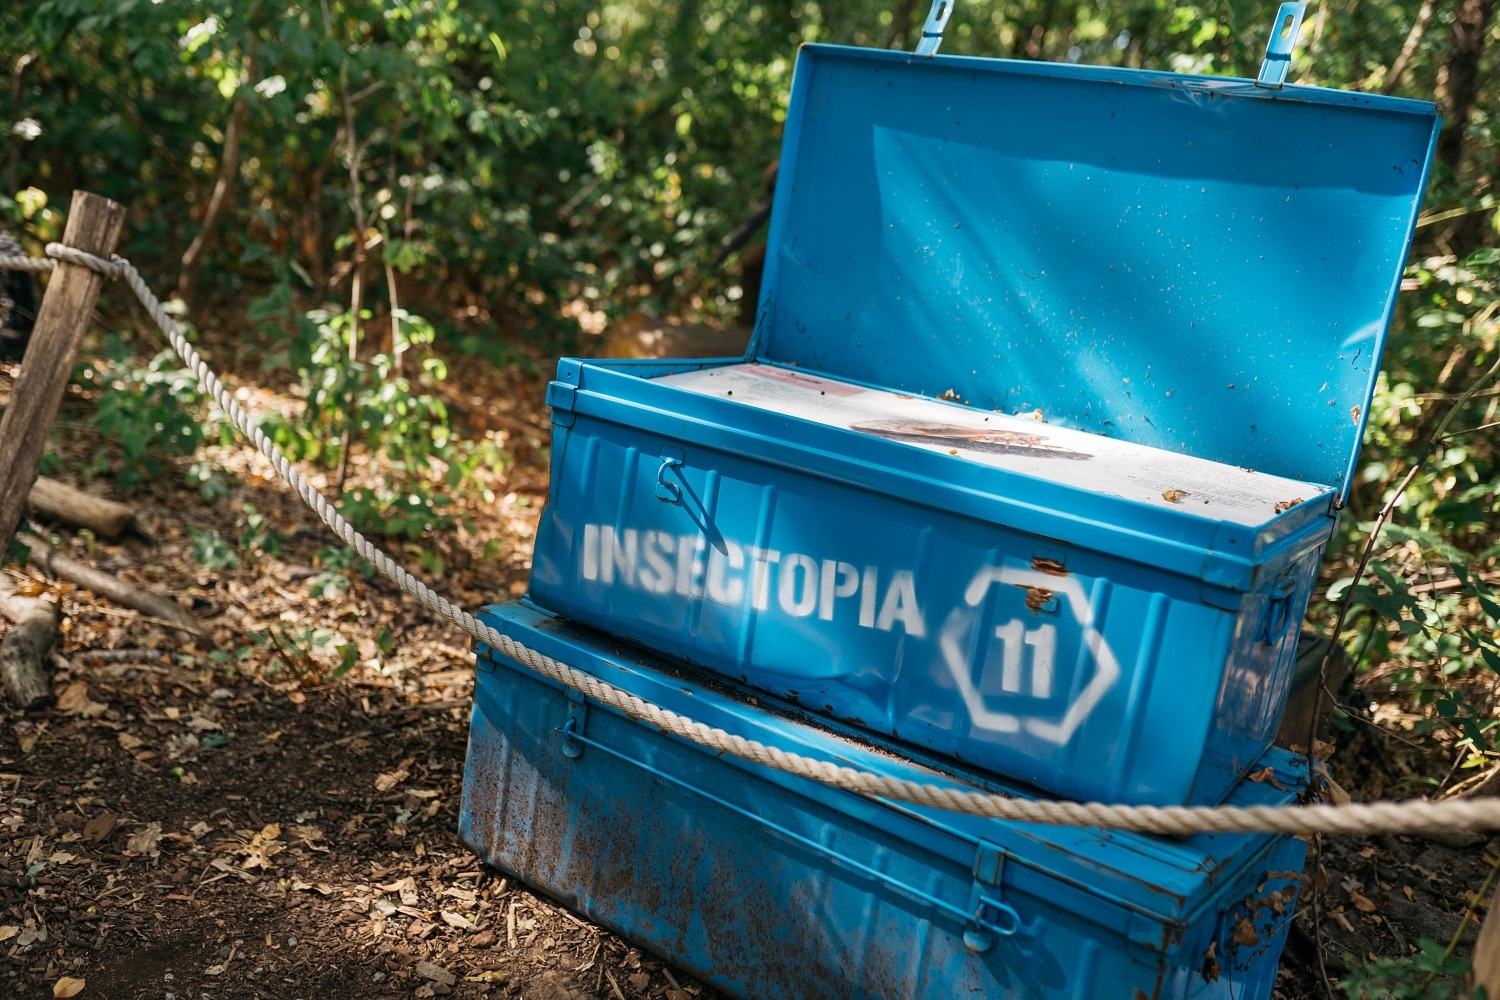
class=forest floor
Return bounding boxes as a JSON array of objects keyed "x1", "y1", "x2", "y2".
[{"x1": 1, "y1": 316, "x2": 1496, "y2": 1000}]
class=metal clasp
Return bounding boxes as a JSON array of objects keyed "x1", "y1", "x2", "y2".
[
  {"x1": 964, "y1": 896, "x2": 1021, "y2": 952},
  {"x1": 965, "y1": 841, "x2": 1020, "y2": 952},
  {"x1": 914, "y1": 0, "x2": 955, "y2": 57},
  {"x1": 1256, "y1": 2, "x2": 1308, "y2": 89},
  {"x1": 1263, "y1": 573, "x2": 1298, "y2": 645},
  {"x1": 655, "y1": 448, "x2": 684, "y2": 504},
  {"x1": 561, "y1": 693, "x2": 588, "y2": 758}
]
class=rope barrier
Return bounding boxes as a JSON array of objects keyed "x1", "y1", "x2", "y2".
[{"x1": 5, "y1": 242, "x2": 1500, "y2": 837}]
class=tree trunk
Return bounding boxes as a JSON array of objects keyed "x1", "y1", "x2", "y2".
[
  {"x1": 1436, "y1": 0, "x2": 1495, "y2": 174},
  {"x1": 1436, "y1": 0, "x2": 1497, "y2": 272},
  {"x1": 884, "y1": 0, "x2": 920, "y2": 49}
]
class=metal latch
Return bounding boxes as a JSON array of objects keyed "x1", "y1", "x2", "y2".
[
  {"x1": 1256, "y1": 2, "x2": 1308, "y2": 89},
  {"x1": 656, "y1": 448, "x2": 684, "y2": 504},
  {"x1": 1262, "y1": 572, "x2": 1299, "y2": 645},
  {"x1": 965, "y1": 841, "x2": 1020, "y2": 952},
  {"x1": 560, "y1": 691, "x2": 588, "y2": 758},
  {"x1": 914, "y1": 0, "x2": 955, "y2": 57}
]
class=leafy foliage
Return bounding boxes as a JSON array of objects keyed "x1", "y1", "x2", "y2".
[
  {"x1": 1340, "y1": 937, "x2": 1472, "y2": 999},
  {"x1": 81, "y1": 336, "x2": 210, "y2": 492}
]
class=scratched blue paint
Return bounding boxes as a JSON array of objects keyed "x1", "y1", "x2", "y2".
[
  {"x1": 526, "y1": 45, "x2": 1439, "y2": 807},
  {"x1": 460, "y1": 601, "x2": 1310, "y2": 1000}
]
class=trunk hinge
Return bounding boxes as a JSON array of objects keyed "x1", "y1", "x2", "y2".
[
  {"x1": 1256, "y1": 3, "x2": 1308, "y2": 89},
  {"x1": 914, "y1": 0, "x2": 955, "y2": 57}
]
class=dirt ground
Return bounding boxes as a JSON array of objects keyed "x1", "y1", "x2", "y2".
[{"x1": 1, "y1": 328, "x2": 1496, "y2": 1000}]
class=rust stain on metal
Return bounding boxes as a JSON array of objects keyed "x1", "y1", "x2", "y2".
[
  {"x1": 1200, "y1": 940, "x2": 1220, "y2": 982},
  {"x1": 1017, "y1": 584, "x2": 1055, "y2": 612},
  {"x1": 1031, "y1": 557, "x2": 1069, "y2": 577}
]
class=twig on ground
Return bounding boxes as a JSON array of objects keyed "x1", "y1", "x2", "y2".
[{"x1": 19, "y1": 531, "x2": 204, "y2": 636}]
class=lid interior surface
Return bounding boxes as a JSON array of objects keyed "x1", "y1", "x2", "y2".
[{"x1": 754, "y1": 46, "x2": 1440, "y2": 494}]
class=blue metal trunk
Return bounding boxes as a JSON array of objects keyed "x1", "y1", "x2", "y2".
[
  {"x1": 461, "y1": 601, "x2": 1310, "y2": 1000},
  {"x1": 527, "y1": 43, "x2": 1441, "y2": 806}
]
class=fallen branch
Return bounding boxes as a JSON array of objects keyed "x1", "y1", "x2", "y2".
[
  {"x1": 18, "y1": 532, "x2": 204, "y2": 637},
  {"x1": 0, "y1": 574, "x2": 60, "y2": 710},
  {"x1": 28, "y1": 476, "x2": 143, "y2": 540}
]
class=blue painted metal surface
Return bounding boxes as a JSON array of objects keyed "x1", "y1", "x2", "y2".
[
  {"x1": 531, "y1": 367, "x2": 1323, "y2": 805},
  {"x1": 752, "y1": 45, "x2": 1440, "y2": 497},
  {"x1": 460, "y1": 601, "x2": 1310, "y2": 1000},
  {"x1": 526, "y1": 43, "x2": 1440, "y2": 806}
]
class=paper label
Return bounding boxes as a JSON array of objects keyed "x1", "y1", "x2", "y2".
[{"x1": 653, "y1": 363, "x2": 1327, "y2": 526}]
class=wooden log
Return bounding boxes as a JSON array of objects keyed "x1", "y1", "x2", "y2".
[
  {"x1": 28, "y1": 476, "x2": 142, "y2": 540},
  {"x1": 18, "y1": 532, "x2": 204, "y2": 637},
  {"x1": 0, "y1": 191, "x2": 128, "y2": 548},
  {"x1": 0, "y1": 576, "x2": 60, "y2": 711},
  {"x1": 1474, "y1": 885, "x2": 1500, "y2": 1000}
]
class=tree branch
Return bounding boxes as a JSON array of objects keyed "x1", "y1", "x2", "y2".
[{"x1": 177, "y1": 42, "x2": 259, "y2": 305}]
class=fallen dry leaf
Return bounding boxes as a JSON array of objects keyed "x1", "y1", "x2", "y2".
[
  {"x1": 1348, "y1": 889, "x2": 1378, "y2": 913},
  {"x1": 374, "y1": 767, "x2": 409, "y2": 793},
  {"x1": 378, "y1": 876, "x2": 419, "y2": 907},
  {"x1": 125, "y1": 822, "x2": 162, "y2": 856},
  {"x1": 287, "y1": 879, "x2": 333, "y2": 895},
  {"x1": 82, "y1": 815, "x2": 117, "y2": 845},
  {"x1": 414, "y1": 961, "x2": 456, "y2": 987},
  {"x1": 0, "y1": 925, "x2": 18, "y2": 943},
  {"x1": 1232, "y1": 917, "x2": 1260, "y2": 946},
  {"x1": 117, "y1": 732, "x2": 144, "y2": 752},
  {"x1": 1274, "y1": 497, "x2": 1304, "y2": 514},
  {"x1": 1162, "y1": 488, "x2": 1189, "y2": 503},
  {"x1": 1246, "y1": 766, "x2": 1286, "y2": 791},
  {"x1": 56, "y1": 682, "x2": 107, "y2": 719},
  {"x1": 441, "y1": 910, "x2": 476, "y2": 931},
  {"x1": 53, "y1": 977, "x2": 86, "y2": 998}
]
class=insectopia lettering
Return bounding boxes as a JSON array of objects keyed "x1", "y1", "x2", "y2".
[{"x1": 579, "y1": 524, "x2": 927, "y2": 637}]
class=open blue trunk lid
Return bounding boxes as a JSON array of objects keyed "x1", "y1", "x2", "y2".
[{"x1": 751, "y1": 43, "x2": 1441, "y2": 500}]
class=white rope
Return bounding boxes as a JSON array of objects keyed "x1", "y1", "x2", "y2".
[{"x1": 8, "y1": 242, "x2": 1500, "y2": 836}]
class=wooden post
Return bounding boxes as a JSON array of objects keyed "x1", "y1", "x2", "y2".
[{"x1": 0, "y1": 191, "x2": 127, "y2": 548}]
